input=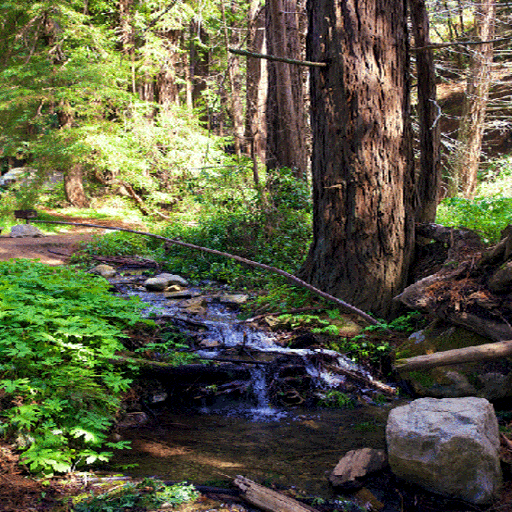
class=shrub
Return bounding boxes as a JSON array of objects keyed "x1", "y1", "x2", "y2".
[
  {"x1": 436, "y1": 196, "x2": 512, "y2": 244},
  {"x1": 0, "y1": 260, "x2": 147, "y2": 474}
]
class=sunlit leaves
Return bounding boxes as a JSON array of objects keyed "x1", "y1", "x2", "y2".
[{"x1": 0, "y1": 260, "x2": 144, "y2": 474}]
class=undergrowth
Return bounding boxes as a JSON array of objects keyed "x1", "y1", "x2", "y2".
[
  {"x1": 0, "y1": 260, "x2": 149, "y2": 474},
  {"x1": 436, "y1": 195, "x2": 512, "y2": 244},
  {"x1": 73, "y1": 478, "x2": 199, "y2": 511}
]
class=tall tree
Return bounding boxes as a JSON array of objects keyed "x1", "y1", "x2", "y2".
[
  {"x1": 410, "y1": 0, "x2": 441, "y2": 223},
  {"x1": 265, "y1": 0, "x2": 308, "y2": 179},
  {"x1": 450, "y1": 0, "x2": 496, "y2": 198},
  {"x1": 244, "y1": 0, "x2": 267, "y2": 185},
  {"x1": 300, "y1": 0, "x2": 415, "y2": 318}
]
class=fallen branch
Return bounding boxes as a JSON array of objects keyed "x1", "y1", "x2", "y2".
[
  {"x1": 234, "y1": 475, "x2": 319, "y2": 512},
  {"x1": 394, "y1": 340, "x2": 512, "y2": 372},
  {"x1": 32, "y1": 219, "x2": 381, "y2": 327},
  {"x1": 229, "y1": 48, "x2": 327, "y2": 68}
]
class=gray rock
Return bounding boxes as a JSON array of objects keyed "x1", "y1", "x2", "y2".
[
  {"x1": 386, "y1": 397, "x2": 502, "y2": 505},
  {"x1": 219, "y1": 294, "x2": 249, "y2": 306},
  {"x1": 330, "y1": 448, "x2": 388, "y2": 489},
  {"x1": 144, "y1": 273, "x2": 188, "y2": 291},
  {"x1": 92, "y1": 264, "x2": 116, "y2": 278},
  {"x1": 9, "y1": 224, "x2": 44, "y2": 238}
]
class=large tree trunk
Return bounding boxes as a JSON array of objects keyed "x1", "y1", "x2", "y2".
[
  {"x1": 299, "y1": 0, "x2": 415, "y2": 318},
  {"x1": 450, "y1": 0, "x2": 496, "y2": 198},
  {"x1": 265, "y1": 0, "x2": 308, "y2": 179},
  {"x1": 410, "y1": 0, "x2": 441, "y2": 223}
]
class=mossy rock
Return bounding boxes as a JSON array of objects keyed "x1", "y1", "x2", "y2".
[{"x1": 397, "y1": 322, "x2": 512, "y2": 400}]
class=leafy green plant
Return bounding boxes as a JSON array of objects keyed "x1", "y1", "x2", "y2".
[
  {"x1": 82, "y1": 232, "x2": 151, "y2": 257},
  {"x1": 0, "y1": 260, "x2": 148, "y2": 474},
  {"x1": 134, "y1": 328, "x2": 199, "y2": 366},
  {"x1": 318, "y1": 390, "x2": 355, "y2": 409},
  {"x1": 436, "y1": 196, "x2": 512, "y2": 244},
  {"x1": 73, "y1": 478, "x2": 199, "y2": 511}
]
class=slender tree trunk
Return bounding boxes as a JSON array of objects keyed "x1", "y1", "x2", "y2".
[
  {"x1": 220, "y1": 0, "x2": 244, "y2": 157},
  {"x1": 300, "y1": 0, "x2": 414, "y2": 318},
  {"x1": 189, "y1": 19, "x2": 210, "y2": 112},
  {"x1": 450, "y1": 0, "x2": 496, "y2": 198},
  {"x1": 410, "y1": 0, "x2": 441, "y2": 223},
  {"x1": 64, "y1": 164, "x2": 89, "y2": 208},
  {"x1": 156, "y1": 29, "x2": 183, "y2": 109},
  {"x1": 265, "y1": 0, "x2": 307, "y2": 179},
  {"x1": 245, "y1": 0, "x2": 267, "y2": 185}
]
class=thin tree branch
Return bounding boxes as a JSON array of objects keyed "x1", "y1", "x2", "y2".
[
  {"x1": 228, "y1": 48, "x2": 327, "y2": 67},
  {"x1": 31, "y1": 219, "x2": 381, "y2": 327},
  {"x1": 412, "y1": 35, "x2": 512, "y2": 51}
]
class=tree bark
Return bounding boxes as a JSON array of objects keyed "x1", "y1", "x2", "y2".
[
  {"x1": 221, "y1": 0, "x2": 244, "y2": 157},
  {"x1": 450, "y1": 0, "x2": 496, "y2": 198},
  {"x1": 64, "y1": 163, "x2": 89, "y2": 208},
  {"x1": 244, "y1": 1, "x2": 267, "y2": 184},
  {"x1": 265, "y1": 0, "x2": 308, "y2": 179},
  {"x1": 299, "y1": 0, "x2": 415, "y2": 318},
  {"x1": 410, "y1": 0, "x2": 441, "y2": 223}
]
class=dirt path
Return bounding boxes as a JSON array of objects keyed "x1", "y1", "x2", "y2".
[
  {"x1": 0, "y1": 213, "x2": 146, "y2": 265},
  {"x1": 0, "y1": 231, "x2": 94, "y2": 265}
]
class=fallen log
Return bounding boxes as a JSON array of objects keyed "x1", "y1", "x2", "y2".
[
  {"x1": 233, "y1": 476, "x2": 319, "y2": 512},
  {"x1": 109, "y1": 355, "x2": 250, "y2": 381},
  {"x1": 394, "y1": 339, "x2": 512, "y2": 372}
]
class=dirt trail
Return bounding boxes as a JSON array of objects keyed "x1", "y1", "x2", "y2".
[
  {"x1": 0, "y1": 213, "x2": 145, "y2": 265},
  {"x1": 0, "y1": 231, "x2": 94, "y2": 265}
]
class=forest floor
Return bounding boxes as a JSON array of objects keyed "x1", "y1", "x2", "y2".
[{"x1": 1, "y1": 214, "x2": 512, "y2": 512}]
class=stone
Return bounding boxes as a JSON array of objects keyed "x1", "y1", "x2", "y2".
[
  {"x1": 330, "y1": 448, "x2": 388, "y2": 489},
  {"x1": 117, "y1": 412, "x2": 149, "y2": 428},
  {"x1": 180, "y1": 297, "x2": 207, "y2": 316},
  {"x1": 386, "y1": 397, "x2": 502, "y2": 505},
  {"x1": 92, "y1": 264, "x2": 116, "y2": 278},
  {"x1": 9, "y1": 224, "x2": 44, "y2": 238},
  {"x1": 219, "y1": 294, "x2": 249, "y2": 306},
  {"x1": 200, "y1": 339, "x2": 221, "y2": 348},
  {"x1": 144, "y1": 273, "x2": 188, "y2": 291}
]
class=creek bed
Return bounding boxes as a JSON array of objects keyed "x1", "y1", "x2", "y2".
[{"x1": 111, "y1": 404, "x2": 390, "y2": 497}]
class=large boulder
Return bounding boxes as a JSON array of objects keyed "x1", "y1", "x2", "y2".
[{"x1": 386, "y1": 397, "x2": 502, "y2": 505}]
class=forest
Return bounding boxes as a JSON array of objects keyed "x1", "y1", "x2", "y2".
[{"x1": 1, "y1": 0, "x2": 512, "y2": 511}]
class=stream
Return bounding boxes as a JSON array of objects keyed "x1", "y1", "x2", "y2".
[{"x1": 109, "y1": 274, "x2": 401, "y2": 505}]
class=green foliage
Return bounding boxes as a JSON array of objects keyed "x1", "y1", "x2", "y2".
[
  {"x1": 73, "y1": 478, "x2": 199, "y2": 511},
  {"x1": 134, "y1": 327, "x2": 199, "y2": 366},
  {"x1": 318, "y1": 390, "x2": 355, "y2": 409},
  {"x1": 82, "y1": 232, "x2": 151, "y2": 257},
  {"x1": 328, "y1": 336, "x2": 392, "y2": 366},
  {"x1": 436, "y1": 196, "x2": 512, "y2": 244},
  {"x1": 159, "y1": 167, "x2": 312, "y2": 289},
  {"x1": 0, "y1": 260, "x2": 147, "y2": 474}
]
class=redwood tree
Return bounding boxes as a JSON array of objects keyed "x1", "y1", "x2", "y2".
[
  {"x1": 265, "y1": 0, "x2": 308, "y2": 179},
  {"x1": 300, "y1": 0, "x2": 415, "y2": 318}
]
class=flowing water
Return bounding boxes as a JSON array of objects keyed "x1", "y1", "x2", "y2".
[{"x1": 111, "y1": 279, "x2": 399, "y2": 499}]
